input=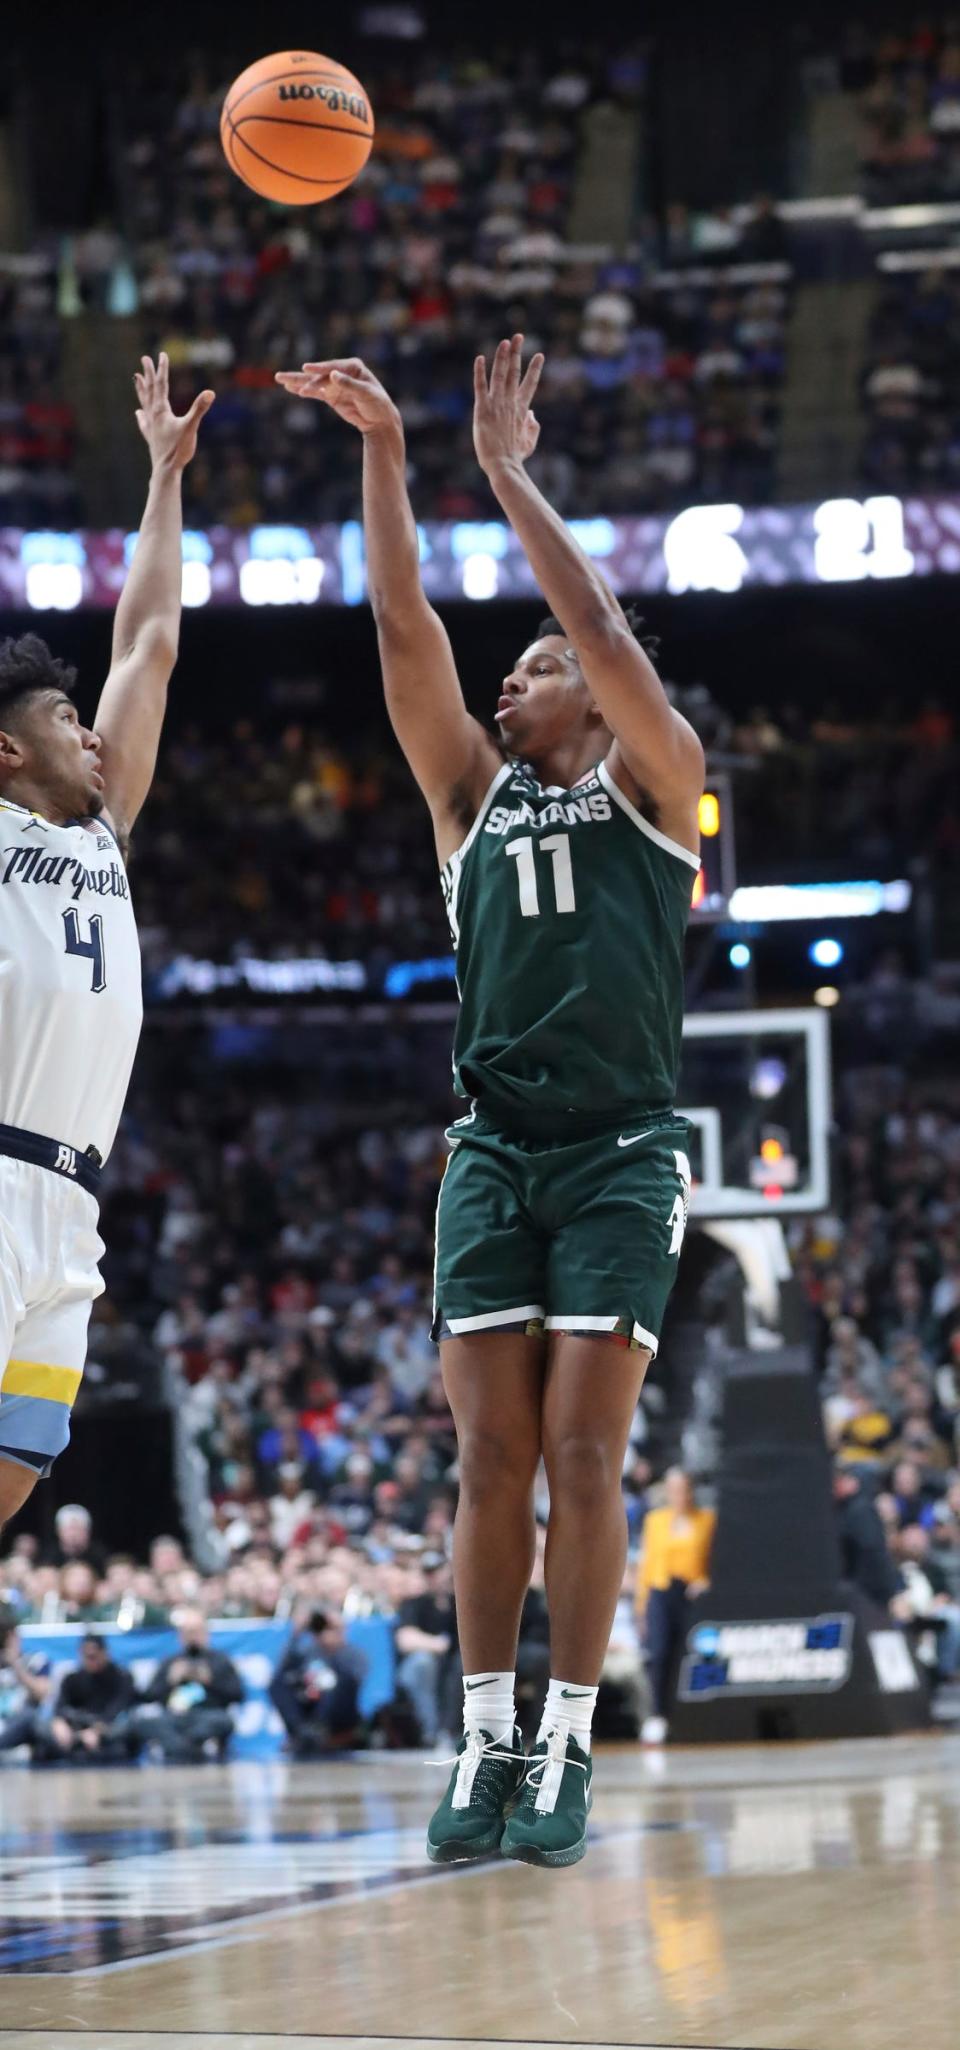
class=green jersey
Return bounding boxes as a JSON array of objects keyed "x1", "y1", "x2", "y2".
[{"x1": 440, "y1": 757, "x2": 699, "y2": 1128}]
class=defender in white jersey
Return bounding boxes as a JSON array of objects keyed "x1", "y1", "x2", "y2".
[{"x1": 0, "y1": 354, "x2": 214, "y2": 1531}]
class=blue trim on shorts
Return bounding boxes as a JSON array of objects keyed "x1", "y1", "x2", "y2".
[
  {"x1": 0, "y1": 1442, "x2": 50, "y2": 1475},
  {"x1": 0, "y1": 1392, "x2": 72, "y2": 1475}
]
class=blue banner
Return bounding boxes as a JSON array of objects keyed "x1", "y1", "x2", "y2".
[{"x1": 21, "y1": 1616, "x2": 397, "y2": 1760}]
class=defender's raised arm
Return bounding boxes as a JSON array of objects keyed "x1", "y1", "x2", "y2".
[
  {"x1": 94, "y1": 354, "x2": 214, "y2": 855},
  {"x1": 276, "y1": 359, "x2": 500, "y2": 861}
]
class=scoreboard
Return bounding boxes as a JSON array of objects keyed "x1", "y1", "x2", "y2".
[
  {"x1": 3, "y1": 492, "x2": 952, "y2": 611},
  {"x1": 691, "y1": 774, "x2": 735, "y2": 922}
]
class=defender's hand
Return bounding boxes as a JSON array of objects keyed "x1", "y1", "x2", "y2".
[
  {"x1": 275, "y1": 358, "x2": 402, "y2": 438},
  {"x1": 473, "y1": 333, "x2": 543, "y2": 474},
  {"x1": 134, "y1": 353, "x2": 214, "y2": 471}
]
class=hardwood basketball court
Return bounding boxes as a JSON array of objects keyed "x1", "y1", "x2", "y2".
[{"x1": 1, "y1": 1733, "x2": 957, "y2": 2049}]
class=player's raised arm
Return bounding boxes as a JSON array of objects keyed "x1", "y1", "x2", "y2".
[
  {"x1": 474, "y1": 334, "x2": 704, "y2": 843},
  {"x1": 275, "y1": 359, "x2": 500, "y2": 856},
  {"x1": 94, "y1": 354, "x2": 214, "y2": 855}
]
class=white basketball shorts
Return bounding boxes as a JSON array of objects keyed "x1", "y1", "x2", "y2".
[{"x1": 0, "y1": 1155, "x2": 105, "y2": 1477}]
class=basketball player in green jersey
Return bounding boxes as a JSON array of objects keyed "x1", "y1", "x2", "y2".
[{"x1": 277, "y1": 335, "x2": 703, "y2": 1867}]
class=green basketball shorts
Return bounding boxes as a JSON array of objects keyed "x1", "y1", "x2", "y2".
[{"x1": 432, "y1": 1107, "x2": 692, "y2": 1357}]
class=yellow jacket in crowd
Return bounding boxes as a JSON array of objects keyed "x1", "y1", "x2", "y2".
[{"x1": 635, "y1": 1506, "x2": 717, "y2": 1611}]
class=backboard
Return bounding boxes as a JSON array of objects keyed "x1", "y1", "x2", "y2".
[{"x1": 678, "y1": 1008, "x2": 832, "y2": 1219}]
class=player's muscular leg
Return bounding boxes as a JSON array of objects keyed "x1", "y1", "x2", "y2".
[
  {"x1": 440, "y1": 1334, "x2": 546, "y2": 1672},
  {"x1": 541, "y1": 1336, "x2": 653, "y2": 1682},
  {"x1": 0, "y1": 1455, "x2": 39, "y2": 1531}
]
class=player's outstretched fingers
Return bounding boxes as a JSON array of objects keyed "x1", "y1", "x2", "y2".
[
  {"x1": 185, "y1": 390, "x2": 215, "y2": 427},
  {"x1": 301, "y1": 358, "x2": 367, "y2": 378},
  {"x1": 518, "y1": 353, "x2": 545, "y2": 406},
  {"x1": 488, "y1": 337, "x2": 513, "y2": 395},
  {"x1": 275, "y1": 372, "x2": 332, "y2": 398}
]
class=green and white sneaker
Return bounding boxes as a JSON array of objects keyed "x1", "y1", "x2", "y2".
[
  {"x1": 500, "y1": 1727, "x2": 592, "y2": 1868},
  {"x1": 426, "y1": 1725, "x2": 526, "y2": 1864}
]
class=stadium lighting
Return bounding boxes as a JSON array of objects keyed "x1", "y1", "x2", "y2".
[
  {"x1": 813, "y1": 986, "x2": 841, "y2": 1008},
  {"x1": 698, "y1": 792, "x2": 721, "y2": 836},
  {"x1": 729, "y1": 881, "x2": 910, "y2": 922},
  {"x1": 810, "y1": 937, "x2": 843, "y2": 968},
  {"x1": 728, "y1": 942, "x2": 752, "y2": 969}
]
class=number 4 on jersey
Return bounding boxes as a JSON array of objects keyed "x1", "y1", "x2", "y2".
[{"x1": 62, "y1": 908, "x2": 107, "y2": 993}]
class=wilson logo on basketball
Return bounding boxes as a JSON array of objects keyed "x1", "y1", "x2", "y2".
[{"x1": 277, "y1": 83, "x2": 369, "y2": 120}]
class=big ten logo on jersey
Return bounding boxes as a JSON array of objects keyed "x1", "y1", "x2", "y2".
[{"x1": 484, "y1": 783, "x2": 612, "y2": 839}]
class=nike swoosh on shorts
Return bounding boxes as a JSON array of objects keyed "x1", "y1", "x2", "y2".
[{"x1": 616, "y1": 1129, "x2": 656, "y2": 1148}]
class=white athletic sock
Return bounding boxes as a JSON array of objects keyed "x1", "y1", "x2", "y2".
[
  {"x1": 462, "y1": 1670, "x2": 516, "y2": 1747},
  {"x1": 538, "y1": 1677, "x2": 598, "y2": 1753}
]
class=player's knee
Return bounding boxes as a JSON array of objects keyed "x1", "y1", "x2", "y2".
[
  {"x1": 458, "y1": 1426, "x2": 537, "y2": 1506},
  {"x1": 547, "y1": 1432, "x2": 616, "y2": 1509}
]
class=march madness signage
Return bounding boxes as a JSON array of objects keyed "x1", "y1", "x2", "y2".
[{"x1": 678, "y1": 1613, "x2": 854, "y2": 1701}]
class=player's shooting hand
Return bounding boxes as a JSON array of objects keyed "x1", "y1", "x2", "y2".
[
  {"x1": 134, "y1": 353, "x2": 215, "y2": 472},
  {"x1": 275, "y1": 359, "x2": 402, "y2": 439},
  {"x1": 473, "y1": 333, "x2": 543, "y2": 475}
]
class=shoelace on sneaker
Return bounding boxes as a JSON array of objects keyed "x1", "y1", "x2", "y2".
[
  {"x1": 520, "y1": 1723, "x2": 589, "y2": 1815},
  {"x1": 429, "y1": 1730, "x2": 521, "y2": 1810}
]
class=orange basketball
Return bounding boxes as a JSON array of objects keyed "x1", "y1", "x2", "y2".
[{"x1": 221, "y1": 50, "x2": 374, "y2": 206}]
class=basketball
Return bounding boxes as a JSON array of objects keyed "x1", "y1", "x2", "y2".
[{"x1": 220, "y1": 49, "x2": 374, "y2": 206}]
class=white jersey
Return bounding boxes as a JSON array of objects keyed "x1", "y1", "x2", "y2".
[{"x1": 0, "y1": 797, "x2": 143, "y2": 1163}]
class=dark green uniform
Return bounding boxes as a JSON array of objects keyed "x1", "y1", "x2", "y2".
[{"x1": 433, "y1": 756, "x2": 699, "y2": 1353}]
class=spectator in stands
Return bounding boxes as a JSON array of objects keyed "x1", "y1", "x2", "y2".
[
  {"x1": 269, "y1": 1463, "x2": 318, "y2": 1551},
  {"x1": 887, "y1": 1376, "x2": 954, "y2": 1470},
  {"x1": 395, "y1": 1553, "x2": 460, "y2": 1747},
  {"x1": 739, "y1": 196, "x2": 788, "y2": 263},
  {"x1": 826, "y1": 1380, "x2": 896, "y2": 1467},
  {"x1": 58, "y1": 1563, "x2": 107, "y2": 1625},
  {"x1": 269, "y1": 1607, "x2": 366, "y2": 1753},
  {"x1": 892, "y1": 1523, "x2": 960, "y2": 1681},
  {"x1": 44, "y1": 1505, "x2": 105, "y2": 1575},
  {"x1": 149, "y1": 1536, "x2": 187, "y2": 1579},
  {"x1": 0, "y1": 1613, "x2": 52, "y2": 1755},
  {"x1": 833, "y1": 1467, "x2": 908, "y2": 1615},
  {"x1": 636, "y1": 1470, "x2": 716, "y2": 1747},
  {"x1": 256, "y1": 1405, "x2": 323, "y2": 1479},
  {"x1": 934, "y1": 1330, "x2": 960, "y2": 1436},
  {"x1": 136, "y1": 1608, "x2": 243, "y2": 1761},
  {"x1": 889, "y1": 1456, "x2": 940, "y2": 1529},
  {"x1": 96, "y1": 1556, "x2": 170, "y2": 1629},
  {"x1": 823, "y1": 1316, "x2": 886, "y2": 1400},
  {"x1": 46, "y1": 1635, "x2": 139, "y2": 1762}
]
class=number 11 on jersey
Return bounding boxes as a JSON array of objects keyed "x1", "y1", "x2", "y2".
[{"x1": 505, "y1": 833, "x2": 576, "y2": 917}]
